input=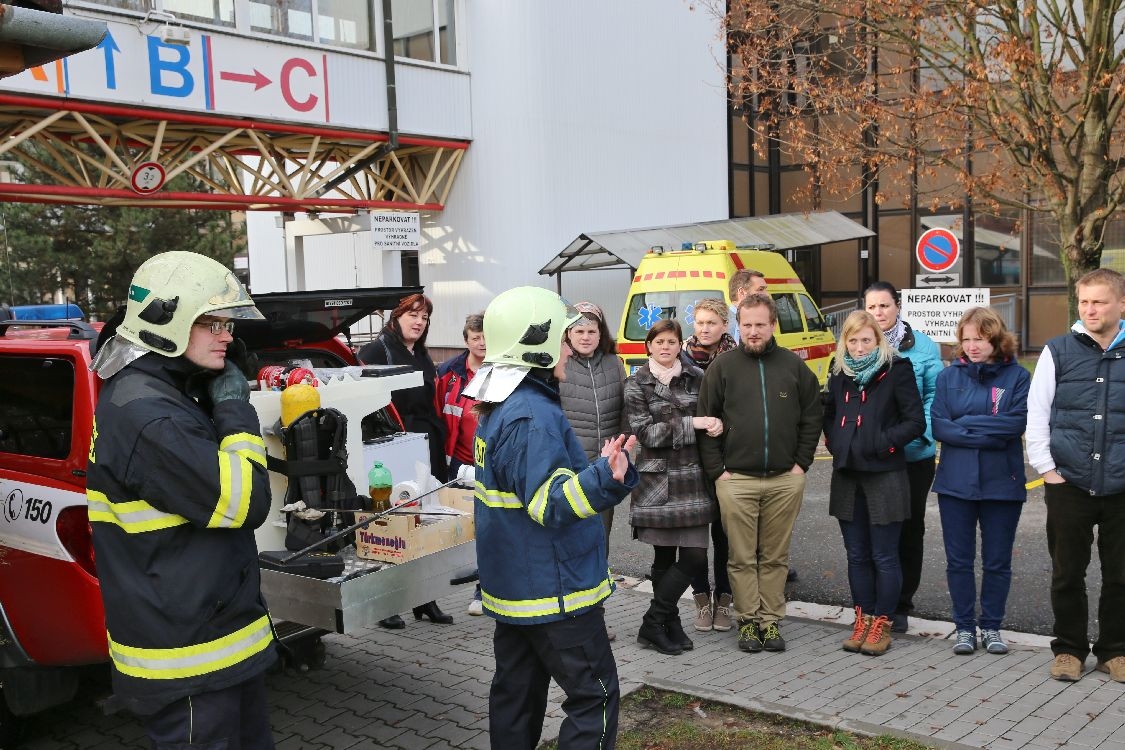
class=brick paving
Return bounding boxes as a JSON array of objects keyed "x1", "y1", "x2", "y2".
[{"x1": 17, "y1": 585, "x2": 1125, "y2": 749}]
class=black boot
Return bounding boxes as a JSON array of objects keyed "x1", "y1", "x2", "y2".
[
  {"x1": 637, "y1": 566, "x2": 683, "y2": 655},
  {"x1": 655, "y1": 567, "x2": 694, "y2": 651},
  {"x1": 413, "y1": 601, "x2": 453, "y2": 624},
  {"x1": 378, "y1": 614, "x2": 405, "y2": 629}
]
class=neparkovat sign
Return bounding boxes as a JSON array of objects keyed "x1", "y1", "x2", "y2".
[
  {"x1": 370, "y1": 211, "x2": 421, "y2": 251},
  {"x1": 901, "y1": 288, "x2": 990, "y2": 343}
]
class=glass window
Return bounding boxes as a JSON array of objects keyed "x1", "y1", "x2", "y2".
[
  {"x1": 1030, "y1": 214, "x2": 1066, "y2": 286},
  {"x1": 437, "y1": 0, "x2": 456, "y2": 65},
  {"x1": 392, "y1": 0, "x2": 435, "y2": 62},
  {"x1": 798, "y1": 294, "x2": 828, "y2": 332},
  {"x1": 774, "y1": 293, "x2": 804, "y2": 334},
  {"x1": 0, "y1": 356, "x2": 75, "y2": 460},
  {"x1": 163, "y1": 0, "x2": 234, "y2": 26},
  {"x1": 622, "y1": 289, "x2": 724, "y2": 341},
  {"x1": 249, "y1": 0, "x2": 312, "y2": 41},
  {"x1": 96, "y1": 0, "x2": 145, "y2": 11},
  {"x1": 317, "y1": 0, "x2": 370, "y2": 50},
  {"x1": 974, "y1": 212, "x2": 1020, "y2": 286},
  {"x1": 1099, "y1": 216, "x2": 1125, "y2": 274}
]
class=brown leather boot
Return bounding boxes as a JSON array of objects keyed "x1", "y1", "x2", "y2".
[
  {"x1": 692, "y1": 593, "x2": 713, "y2": 632},
  {"x1": 860, "y1": 615, "x2": 892, "y2": 656},
  {"x1": 712, "y1": 593, "x2": 734, "y2": 632},
  {"x1": 843, "y1": 606, "x2": 871, "y2": 652}
]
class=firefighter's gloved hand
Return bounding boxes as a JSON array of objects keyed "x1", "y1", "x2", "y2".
[{"x1": 208, "y1": 360, "x2": 251, "y2": 404}]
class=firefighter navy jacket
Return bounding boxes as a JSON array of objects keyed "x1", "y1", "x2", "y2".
[
  {"x1": 87, "y1": 354, "x2": 276, "y2": 714},
  {"x1": 473, "y1": 372, "x2": 637, "y2": 624}
]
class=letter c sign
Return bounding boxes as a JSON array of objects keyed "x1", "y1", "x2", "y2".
[{"x1": 280, "y1": 57, "x2": 319, "y2": 112}]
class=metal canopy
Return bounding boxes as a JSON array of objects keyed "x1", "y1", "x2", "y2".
[{"x1": 539, "y1": 211, "x2": 875, "y2": 276}]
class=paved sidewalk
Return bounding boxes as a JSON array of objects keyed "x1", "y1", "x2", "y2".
[{"x1": 19, "y1": 583, "x2": 1125, "y2": 749}]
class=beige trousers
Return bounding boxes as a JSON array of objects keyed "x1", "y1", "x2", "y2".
[{"x1": 716, "y1": 472, "x2": 805, "y2": 626}]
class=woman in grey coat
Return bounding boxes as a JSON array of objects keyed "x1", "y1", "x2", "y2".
[
  {"x1": 623, "y1": 320, "x2": 723, "y2": 656},
  {"x1": 560, "y1": 302, "x2": 626, "y2": 541}
]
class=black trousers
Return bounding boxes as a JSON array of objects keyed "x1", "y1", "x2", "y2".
[
  {"x1": 143, "y1": 674, "x2": 274, "y2": 750},
  {"x1": 896, "y1": 457, "x2": 936, "y2": 615},
  {"x1": 490, "y1": 608, "x2": 619, "y2": 750},
  {"x1": 1045, "y1": 482, "x2": 1125, "y2": 662}
]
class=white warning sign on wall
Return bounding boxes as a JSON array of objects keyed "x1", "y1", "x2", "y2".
[
  {"x1": 901, "y1": 288, "x2": 990, "y2": 343},
  {"x1": 371, "y1": 211, "x2": 421, "y2": 251}
]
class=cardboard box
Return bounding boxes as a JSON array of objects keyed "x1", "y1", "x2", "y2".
[{"x1": 354, "y1": 487, "x2": 475, "y2": 563}]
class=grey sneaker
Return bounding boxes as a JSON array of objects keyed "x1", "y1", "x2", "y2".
[
  {"x1": 953, "y1": 629, "x2": 977, "y2": 655},
  {"x1": 737, "y1": 622, "x2": 763, "y2": 653},
  {"x1": 981, "y1": 629, "x2": 1008, "y2": 654}
]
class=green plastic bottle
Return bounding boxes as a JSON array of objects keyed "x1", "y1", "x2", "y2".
[{"x1": 367, "y1": 461, "x2": 393, "y2": 513}]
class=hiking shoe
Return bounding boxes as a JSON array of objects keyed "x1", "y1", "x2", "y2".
[
  {"x1": 1050, "y1": 654, "x2": 1084, "y2": 682},
  {"x1": 737, "y1": 622, "x2": 763, "y2": 653},
  {"x1": 712, "y1": 593, "x2": 734, "y2": 632},
  {"x1": 693, "y1": 592, "x2": 714, "y2": 632},
  {"x1": 761, "y1": 622, "x2": 786, "y2": 652},
  {"x1": 860, "y1": 615, "x2": 892, "y2": 656},
  {"x1": 953, "y1": 629, "x2": 977, "y2": 655},
  {"x1": 843, "y1": 607, "x2": 871, "y2": 652},
  {"x1": 982, "y1": 629, "x2": 1008, "y2": 655},
  {"x1": 1095, "y1": 656, "x2": 1125, "y2": 683},
  {"x1": 891, "y1": 612, "x2": 908, "y2": 633}
]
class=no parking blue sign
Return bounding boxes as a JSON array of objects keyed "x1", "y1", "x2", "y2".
[{"x1": 915, "y1": 228, "x2": 960, "y2": 273}]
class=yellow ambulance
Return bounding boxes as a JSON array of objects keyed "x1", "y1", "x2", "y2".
[{"x1": 616, "y1": 240, "x2": 837, "y2": 385}]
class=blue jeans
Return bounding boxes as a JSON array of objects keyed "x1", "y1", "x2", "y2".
[
  {"x1": 838, "y1": 491, "x2": 902, "y2": 618},
  {"x1": 938, "y1": 495, "x2": 1023, "y2": 631}
]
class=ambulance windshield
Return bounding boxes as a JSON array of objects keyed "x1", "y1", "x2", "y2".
[{"x1": 622, "y1": 290, "x2": 724, "y2": 341}]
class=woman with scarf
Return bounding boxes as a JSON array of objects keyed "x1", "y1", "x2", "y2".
[
  {"x1": 357, "y1": 293, "x2": 452, "y2": 629},
  {"x1": 624, "y1": 319, "x2": 723, "y2": 655},
  {"x1": 823, "y1": 311, "x2": 925, "y2": 657},
  {"x1": 931, "y1": 307, "x2": 1029, "y2": 656},
  {"x1": 863, "y1": 281, "x2": 943, "y2": 633},
  {"x1": 680, "y1": 298, "x2": 738, "y2": 633}
]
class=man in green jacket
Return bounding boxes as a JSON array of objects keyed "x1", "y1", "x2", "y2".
[{"x1": 697, "y1": 293, "x2": 823, "y2": 654}]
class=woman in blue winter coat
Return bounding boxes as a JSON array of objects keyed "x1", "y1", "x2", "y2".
[
  {"x1": 931, "y1": 307, "x2": 1030, "y2": 657},
  {"x1": 864, "y1": 281, "x2": 943, "y2": 633}
]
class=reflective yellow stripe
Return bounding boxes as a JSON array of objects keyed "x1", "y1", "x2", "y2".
[
  {"x1": 527, "y1": 468, "x2": 575, "y2": 525},
  {"x1": 210, "y1": 434, "x2": 260, "y2": 528},
  {"x1": 561, "y1": 475, "x2": 597, "y2": 519},
  {"x1": 480, "y1": 590, "x2": 562, "y2": 618},
  {"x1": 108, "y1": 615, "x2": 274, "y2": 680},
  {"x1": 87, "y1": 490, "x2": 188, "y2": 533},
  {"x1": 563, "y1": 578, "x2": 613, "y2": 612},
  {"x1": 474, "y1": 481, "x2": 522, "y2": 508},
  {"x1": 220, "y1": 432, "x2": 267, "y2": 468}
]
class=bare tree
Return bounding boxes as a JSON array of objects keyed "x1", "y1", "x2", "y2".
[{"x1": 718, "y1": 0, "x2": 1125, "y2": 314}]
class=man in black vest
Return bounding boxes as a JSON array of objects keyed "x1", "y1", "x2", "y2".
[{"x1": 1027, "y1": 268, "x2": 1125, "y2": 683}]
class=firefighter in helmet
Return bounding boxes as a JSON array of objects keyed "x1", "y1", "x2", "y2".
[
  {"x1": 88, "y1": 251, "x2": 277, "y2": 748},
  {"x1": 463, "y1": 286, "x2": 638, "y2": 750}
]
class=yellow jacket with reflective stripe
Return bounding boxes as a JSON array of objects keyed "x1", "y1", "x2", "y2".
[
  {"x1": 474, "y1": 374, "x2": 637, "y2": 625},
  {"x1": 86, "y1": 354, "x2": 275, "y2": 714}
]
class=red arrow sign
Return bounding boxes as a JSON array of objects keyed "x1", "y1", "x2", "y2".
[{"x1": 220, "y1": 69, "x2": 272, "y2": 91}]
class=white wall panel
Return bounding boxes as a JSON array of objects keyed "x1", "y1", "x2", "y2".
[{"x1": 422, "y1": 1, "x2": 727, "y2": 346}]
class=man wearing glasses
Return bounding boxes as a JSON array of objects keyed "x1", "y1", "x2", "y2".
[{"x1": 87, "y1": 251, "x2": 278, "y2": 749}]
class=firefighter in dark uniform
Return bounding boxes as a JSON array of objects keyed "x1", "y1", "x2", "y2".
[
  {"x1": 87, "y1": 251, "x2": 276, "y2": 749},
  {"x1": 463, "y1": 286, "x2": 638, "y2": 750}
]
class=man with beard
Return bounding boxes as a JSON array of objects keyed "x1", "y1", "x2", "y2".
[{"x1": 697, "y1": 293, "x2": 823, "y2": 653}]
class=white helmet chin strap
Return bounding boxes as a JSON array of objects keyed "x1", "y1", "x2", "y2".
[{"x1": 461, "y1": 364, "x2": 530, "y2": 403}]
